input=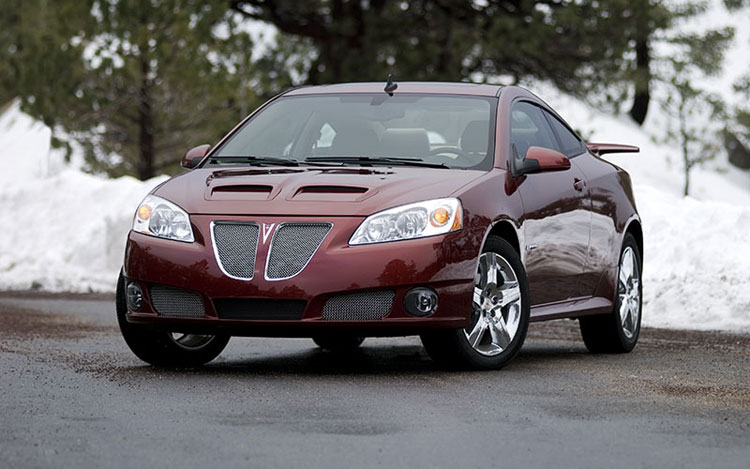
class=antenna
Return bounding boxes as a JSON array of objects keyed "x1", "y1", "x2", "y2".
[{"x1": 384, "y1": 73, "x2": 398, "y2": 95}]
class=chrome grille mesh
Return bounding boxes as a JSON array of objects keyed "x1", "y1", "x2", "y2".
[
  {"x1": 212, "y1": 222, "x2": 259, "y2": 279},
  {"x1": 266, "y1": 223, "x2": 332, "y2": 280},
  {"x1": 322, "y1": 290, "x2": 395, "y2": 321},
  {"x1": 150, "y1": 286, "x2": 205, "y2": 318}
]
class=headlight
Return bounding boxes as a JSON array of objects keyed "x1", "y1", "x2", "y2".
[
  {"x1": 349, "y1": 198, "x2": 463, "y2": 245},
  {"x1": 132, "y1": 195, "x2": 194, "y2": 243}
]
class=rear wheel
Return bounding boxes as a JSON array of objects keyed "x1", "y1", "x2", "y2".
[
  {"x1": 579, "y1": 233, "x2": 642, "y2": 353},
  {"x1": 312, "y1": 334, "x2": 365, "y2": 352},
  {"x1": 420, "y1": 236, "x2": 530, "y2": 370},
  {"x1": 116, "y1": 272, "x2": 229, "y2": 367}
]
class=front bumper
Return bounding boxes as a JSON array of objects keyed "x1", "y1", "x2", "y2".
[{"x1": 123, "y1": 215, "x2": 478, "y2": 335}]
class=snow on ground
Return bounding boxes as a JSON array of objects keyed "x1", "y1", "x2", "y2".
[
  {"x1": 633, "y1": 185, "x2": 750, "y2": 331},
  {"x1": 0, "y1": 100, "x2": 166, "y2": 292}
]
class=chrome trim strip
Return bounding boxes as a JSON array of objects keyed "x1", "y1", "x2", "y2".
[
  {"x1": 264, "y1": 222, "x2": 333, "y2": 282},
  {"x1": 210, "y1": 221, "x2": 259, "y2": 281}
]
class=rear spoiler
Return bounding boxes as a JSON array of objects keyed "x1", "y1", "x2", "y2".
[{"x1": 586, "y1": 143, "x2": 640, "y2": 156}]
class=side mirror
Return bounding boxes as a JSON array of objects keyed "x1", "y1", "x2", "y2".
[
  {"x1": 516, "y1": 146, "x2": 571, "y2": 175},
  {"x1": 181, "y1": 144, "x2": 211, "y2": 169}
]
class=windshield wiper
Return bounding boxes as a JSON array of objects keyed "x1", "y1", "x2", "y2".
[
  {"x1": 304, "y1": 156, "x2": 449, "y2": 169},
  {"x1": 208, "y1": 156, "x2": 300, "y2": 166}
]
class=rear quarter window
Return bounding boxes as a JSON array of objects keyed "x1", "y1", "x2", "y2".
[{"x1": 545, "y1": 111, "x2": 585, "y2": 157}]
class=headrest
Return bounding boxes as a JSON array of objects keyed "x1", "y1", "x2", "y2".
[
  {"x1": 460, "y1": 121, "x2": 490, "y2": 153},
  {"x1": 379, "y1": 128, "x2": 430, "y2": 157},
  {"x1": 330, "y1": 124, "x2": 379, "y2": 156}
]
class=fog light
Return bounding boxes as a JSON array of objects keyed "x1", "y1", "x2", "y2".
[
  {"x1": 126, "y1": 282, "x2": 144, "y2": 311},
  {"x1": 404, "y1": 288, "x2": 438, "y2": 317}
]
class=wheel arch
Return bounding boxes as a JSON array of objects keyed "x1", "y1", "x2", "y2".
[
  {"x1": 624, "y1": 218, "x2": 643, "y2": 270},
  {"x1": 487, "y1": 219, "x2": 521, "y2": 255}
]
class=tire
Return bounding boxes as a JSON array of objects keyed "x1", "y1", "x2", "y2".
[
  {"x1": 116, "y1": 272, "x2": 230, "y2": 367},
  {"x1": 579, "y1": 233, "x2": 642, "y2": 353},
  {"x1": 420, "y1": 236, "x2": 530, "y2": 370},
  {"x1": 312, "y1": 334, "x2": 365, "y2": 352}
]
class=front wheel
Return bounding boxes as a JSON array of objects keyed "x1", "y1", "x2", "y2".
[
  {"x1": 421, "y1": 236, "x2": 530, "y2": 370},
  {"x1": 116, "y1": 272, "x2": 229, "y2": 367},
  {"x1": 579, "y1": 233, "x2": 642, "y2": 353}
]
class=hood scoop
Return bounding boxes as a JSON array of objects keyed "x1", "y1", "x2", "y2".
[
  {"x1": 290, "y1": 185, "x2": 372, "y2": 202},
  {"x1": 208, "y1": 184, "x2": 274, "y2": 201}
]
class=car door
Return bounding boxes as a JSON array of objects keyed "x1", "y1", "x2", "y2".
[
  {"x1": 542, "y1": 109, "x2": 602, "y2": 297},
  {"x1": 510, "y1": 101, "x2": 592, "y2": 305}
]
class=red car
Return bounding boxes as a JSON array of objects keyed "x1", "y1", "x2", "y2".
[{"x1": 117, "y1": 81, "x2": 643, "y2": 370}]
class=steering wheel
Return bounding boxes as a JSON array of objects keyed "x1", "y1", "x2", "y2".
[{"x1": 428, "y1": 147, "x2": 468, "y2": 159}]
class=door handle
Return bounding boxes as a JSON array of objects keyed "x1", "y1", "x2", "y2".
[{"x1": 573, "y1": 178, "x2": 586, "y2": 192}]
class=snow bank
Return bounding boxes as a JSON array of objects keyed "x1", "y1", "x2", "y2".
[
  {"x1": 0, "y1": 100, "x2": 166, "y2": 292},
  {"x1": 636, "y1": 185, "x2": 750, "y2": 331}
]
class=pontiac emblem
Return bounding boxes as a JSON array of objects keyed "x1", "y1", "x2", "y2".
[{"x1": 262, "y1": 223, "x2": 276, "y2": 244}]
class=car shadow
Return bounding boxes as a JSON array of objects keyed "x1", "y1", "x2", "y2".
[{"x1": 109, "y1": 339, "x2": 593, "y2": 380}]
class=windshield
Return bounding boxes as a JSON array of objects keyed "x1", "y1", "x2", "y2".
[{"x1": 212, "y1": 93, "x2": 496, "y2": 170}]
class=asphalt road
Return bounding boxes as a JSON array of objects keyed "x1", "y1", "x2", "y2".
[{"x1": 1, "y1": 293, "x2": 748, "y2": 469}]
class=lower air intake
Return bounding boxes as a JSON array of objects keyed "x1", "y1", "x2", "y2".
[
  {"x1": 322, "y1": 290, "x2": 396, "y2": 321},
  {"x1": 266, "y1": 223, "x2": 332, "y2": 280},
  {"x1": 150, "y1": 286, "x2": 205, "y2": 318}
]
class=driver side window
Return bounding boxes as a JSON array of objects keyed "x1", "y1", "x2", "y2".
[{"x1": 510, "y1": 102, "x2": 558, "y2": 163}]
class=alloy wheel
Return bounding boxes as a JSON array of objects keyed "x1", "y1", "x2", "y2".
[
  {"x1": 464, "y1": 252, "x2": 523, "y2": 356},
  {"x1": 168, "y1": 333, "x2": 216, "y2": 350},
  {"x1": 617, "y1": 246, "x2": 641, "y2": 339}
]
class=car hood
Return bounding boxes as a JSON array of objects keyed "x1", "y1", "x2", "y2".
[{"x1": 153, "y1": 166, "x2": 487, "y2": 217}]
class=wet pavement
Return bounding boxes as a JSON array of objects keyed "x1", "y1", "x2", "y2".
[{"x1": 1, "y1": 292, "x2": 748, "y2": 468}]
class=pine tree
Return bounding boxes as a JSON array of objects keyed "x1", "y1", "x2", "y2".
[
  {"x1": 229, "y1": 0, "x2": 482, "y2": 85},
  {"x1": 73, "y1": 1, "x2": 266, "y2": 179},
  {"x1": 2, "y1": 0, "x2": 264, "y2": 180},
  {"x1": 658, "y1": 28, "x2": 734, "y2": 196},
  {"x1": 595, "y1": 0, "x2": 735, "y2": 126},
  {"x1": 722, "y1": 0, "x2": 750, "y2": 170},
  {"x1": 0, "y1": 0, "x2": 93, "y2": 118}
]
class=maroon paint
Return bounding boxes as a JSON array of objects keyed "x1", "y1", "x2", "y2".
[
  {"x1": 181, "y1": 144, "x2": 210, "y2": 169},
  {"x1": 123, "y1": 83, "x2": 640, "y2": 334},
  {"x1": 525, "y1": 146, "x2": 572, "y2": 172}
]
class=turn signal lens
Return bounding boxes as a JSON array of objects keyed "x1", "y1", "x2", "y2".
[
  {"x1": 451, "y1": 205, "x2": 463, "y2": 231},
  {"x1": 137, "y1": 204, "x2": 152, "y2": 220},
  {"x1": 430, "y1": 207, "x2": 451, "y2": 227}
]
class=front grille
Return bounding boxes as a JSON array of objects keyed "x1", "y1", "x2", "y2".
[
  {"x1": 212, "y1": 222, "x2": 259, "y2": 280},
  {"x1": 265, "y1": 223, "x2": 332, "y2": 280},
  {"x1": 322, "y1": 290, "x2": 395, "y2": 321},
  {"x1": 150, "y1": 286, "x2": 205, "y2": 318},
  {"x1": 213, "y1": 298, "x2": 306, "y2": 320}
]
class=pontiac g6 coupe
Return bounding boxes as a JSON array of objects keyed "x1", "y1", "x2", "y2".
[{"x1": 117, "y1": 81, "x2": 643, "y2": 370}]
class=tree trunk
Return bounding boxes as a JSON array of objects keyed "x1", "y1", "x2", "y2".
[
  {"x1": 137, "y1": 55, "x2": 154, "y2": 181},
  {"x1": 680, "y1": 96, "x2": 690, "y2": 197},
  {"x1": 629, "y1": 36, "x2": 651, "y2": 125}
]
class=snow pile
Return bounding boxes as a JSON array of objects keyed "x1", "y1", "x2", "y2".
[
  {"x1": 635, "y1": 185, "x2": 750, "y2": 331},
  {"x1": 0, "y1": 100, "x2": 166, "y2": 292}
]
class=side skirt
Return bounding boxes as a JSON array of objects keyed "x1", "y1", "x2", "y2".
[{"x1": 529, "y1": 296, "x2": 612, "y2": 322}]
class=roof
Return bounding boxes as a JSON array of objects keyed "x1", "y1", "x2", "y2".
[{"x1": 284, "y1": 81, "x2": 504, "y2": 97}]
